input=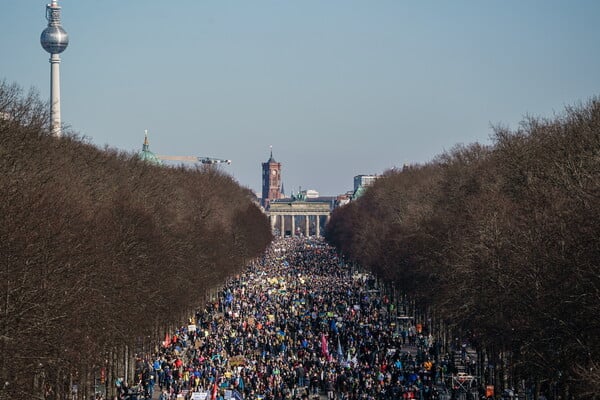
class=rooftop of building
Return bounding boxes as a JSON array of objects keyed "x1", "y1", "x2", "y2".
[{"x1": 138, "y1": 131, "x2": 163, "y2": 166}]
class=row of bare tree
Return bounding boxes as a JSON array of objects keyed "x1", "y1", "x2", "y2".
[
  {"x1": 325, "y1": 99, "x2": 600, "y2": 399},
  {"x1": 0, "y1": 81, "x2": 273, "y2": 400}
]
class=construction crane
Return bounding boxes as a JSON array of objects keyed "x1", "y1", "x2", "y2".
[
  {"x1": 157, "y1": 155, "x2": 232, "y2": 165},
  {"x1": 140, "y1": 131, "x2": 231, "y2": 166}
]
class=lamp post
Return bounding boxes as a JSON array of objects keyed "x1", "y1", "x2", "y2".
[{"x1": 41, "y1": 0, "x2": 69, "y2": 137}]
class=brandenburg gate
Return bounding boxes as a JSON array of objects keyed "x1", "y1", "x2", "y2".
[{"x1": 267, "y1": 200, "x2": 331, "y2": 237}]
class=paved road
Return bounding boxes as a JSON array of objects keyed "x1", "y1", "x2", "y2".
[{"x1": 140, "y1": 238, "x2": 480, "y2": 400}]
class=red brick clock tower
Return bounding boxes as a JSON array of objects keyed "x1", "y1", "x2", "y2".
[{"x1": 262, "y1": 147, "x2": 282, "y2": 208}]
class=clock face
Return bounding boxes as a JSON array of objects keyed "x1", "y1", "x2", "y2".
[{"x1": 271, "y1": 170, "x2": 277, "y2": 175}]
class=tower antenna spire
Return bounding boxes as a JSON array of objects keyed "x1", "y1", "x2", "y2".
[{"x1": 41, "y1": 0, "x2": 69, "y2": 137}]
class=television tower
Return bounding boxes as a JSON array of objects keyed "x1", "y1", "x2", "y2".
[{"x1": 41, "y1": 0, "x2": 69, "y2": 137}]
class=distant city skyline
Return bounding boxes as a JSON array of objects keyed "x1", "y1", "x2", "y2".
[{"x1": 2, "y1": 1, "x2": 600, "y2": 196}]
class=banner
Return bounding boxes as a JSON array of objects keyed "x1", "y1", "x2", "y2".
[
  {"x1": 230, "y1": 355, "x2": 245, "y2": 367},
  {"x1": 191, "y1": 391, "x2": 208, "y2": 400}
]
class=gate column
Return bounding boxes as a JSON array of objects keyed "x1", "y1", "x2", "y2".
[
  {"x1": 305, "y1": 215, "x2": 310, "y2": 237},
  {"x1": 291, "y1": 215, "x2": 295, "y2": 237},
  {"x1": 316, "y1": 216, "x2": 320, "y2": 237}
]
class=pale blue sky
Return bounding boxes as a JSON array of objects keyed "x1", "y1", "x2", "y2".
[{"x1": 2, "y1": 1, "x2": 599, "y2": 196}]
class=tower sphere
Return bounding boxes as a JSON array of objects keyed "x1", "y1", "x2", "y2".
[{"x1": 41, "y1": 25, "x2": 69, "y2": 54}]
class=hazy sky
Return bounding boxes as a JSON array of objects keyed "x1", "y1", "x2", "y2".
[{"x1": 2, "y1": 1, "x2": 599, "y2": 196}]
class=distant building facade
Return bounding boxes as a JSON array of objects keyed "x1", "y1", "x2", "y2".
[
  {"x1": 300, "y1": 189, "x2": 319, "y2": 199},
  {"x1": 335, "y1": 192, "x2": 353, "y2": 207},
  {"x1": 268, "y1": 199, "x2": 332, "y2": 237},
  {"x1": 260, "y1": 153, "x2": 335, "y2": 236},
  {"x1": 354, "y1": 174, "x2": 378, "y2": 192},
  {"x1": 352, "y1": 174, "x2": 378, "y2": 199}
]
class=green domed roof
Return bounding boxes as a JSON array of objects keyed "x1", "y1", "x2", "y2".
[
  {"x1": 139, "y1": 131, "x2": 163, "y2": 165},
  {"x1": 352, "y1": 185, "x2": 367, "y2": 200}
]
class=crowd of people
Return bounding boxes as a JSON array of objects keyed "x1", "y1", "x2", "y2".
[{"x1": 129, "y1": 237, "x2": 463, "y2": 400}]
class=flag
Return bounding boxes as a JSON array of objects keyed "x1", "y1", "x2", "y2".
[
  {"x1": 330, "y1": 319, "x2": 338, "y2": 334},
  {"x1": 320, "y1": 333, "x2": 329, "y2": 358},
  {"x1": 337, "y1": 337, "x2": 344, "y2": 362},
  {"x1": 211, "y1": 374, "x2": 219, "y2": 400}
]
